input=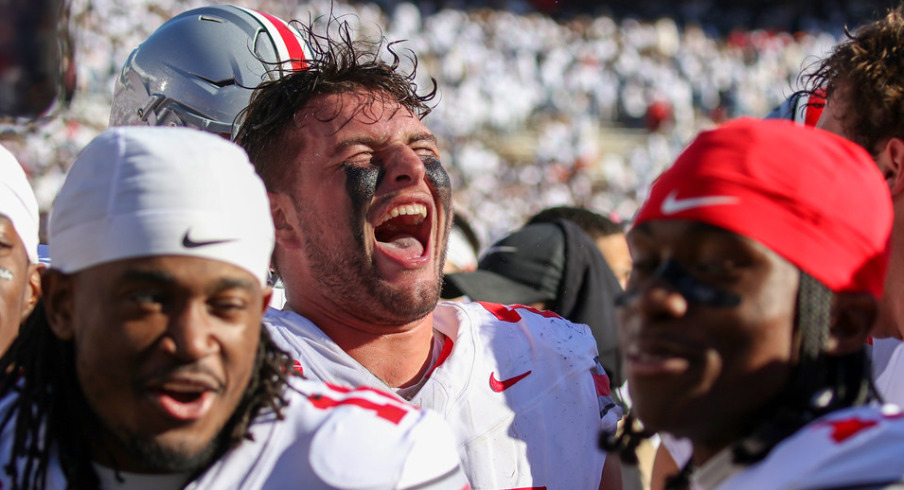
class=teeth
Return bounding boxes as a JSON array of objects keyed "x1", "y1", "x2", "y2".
[{"x1": 377, "y1": 203, "x2": 427, "y2": 226}]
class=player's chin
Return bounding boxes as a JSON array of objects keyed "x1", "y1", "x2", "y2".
[
  {"x1": 122, "y1": 429, "x2": 222, "y2": 473},
  {"x1": 380, "y1": 280, "x2": 441, "y2": 324}
]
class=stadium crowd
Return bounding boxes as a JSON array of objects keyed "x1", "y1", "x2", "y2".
[
  {"x1": 0, "y1": 0, "x2": 844, "y2": 245},
  {"x1": 3, "y1": 0, "x2": 904, "y2": 488}
]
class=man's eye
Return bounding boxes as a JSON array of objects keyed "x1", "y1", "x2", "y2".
[
  {"x1": 693, "y1": 260, "x2": 740, "y2": 278},
  {"x1": 130, "y1": 291, "x2": 166, "y2": 308},
  {"x1": 344, "y1": 153, "x2": 375, "y2": 166},
  {"x1": 208, "y1": 297, "x2": 249, "y2": 316}
]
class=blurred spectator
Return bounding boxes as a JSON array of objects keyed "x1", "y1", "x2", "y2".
[
  {"x1": 0, "y1": 0, "x2": 74, "y2": 119},
  {"x1": 527, "y1": 204, "x2": 632, "y2": 288}
]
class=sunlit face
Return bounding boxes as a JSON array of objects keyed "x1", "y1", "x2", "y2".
[
  {"x1": 818, "y1": 83, "x2": 904, "y2": 339},
  {"x1": 596, "y1": 232, "x2": 632, "y2": 289},
  {"x1": 279, "y1": 90, "x2": 452, "y2": 326},
  {"x1": 48, "y1": 256, "x2": 269, "y2": 473},
  {"x1": 0, "y1": 215, "x2": 39, "y2": 355},
  {"x1": 815, "y1": 86, "x2": 848, "y2": 141},
  {"x1": 618, "y1": 221, "x2": 799, "y2": 461}
]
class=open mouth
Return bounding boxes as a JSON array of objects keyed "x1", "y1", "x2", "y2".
[
  {"x1": 625, "y1": 338, "x2": 697, "y2": 376},
  {"x1": 373, "y1": 203, "x2": 430, "y2": 263},
  {"x1": 147, "y1": 381, "x2": 218, "y2": 422}
]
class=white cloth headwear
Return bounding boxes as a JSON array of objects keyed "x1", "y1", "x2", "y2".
[
  {"x1": 0, "y1": 144, "x2": 39, "y2": 264},
  {"x1": 49, "y1": 127, "x2": 274, "y2": 285}
]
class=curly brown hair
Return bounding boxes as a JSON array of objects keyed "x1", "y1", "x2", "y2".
[
  {"x1": 803, "y1": 5, "x2": 904, "y2": 157},
  {"x1": 235, "y1": 16, "x2": 438, "y2": 193}
]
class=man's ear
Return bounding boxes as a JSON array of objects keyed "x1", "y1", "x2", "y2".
[
  {"x1": 269, "y1": 192, "x2": 302, "y2": 250},
  {"x1": 260, "y1": 285, "x2": 273, "y2": 316},
  {"x1": 41, "y1": 269, "x2": 75, "y2": 341},
  {"x1": 19, "y1": 262, "x2": 43, "y2": 322},
  {"x1": 826, "y1": 292, "x2": 877, "y2": 355},
  {"x1": 878, "y1": 137, "x2": 904, "y2": 196}
]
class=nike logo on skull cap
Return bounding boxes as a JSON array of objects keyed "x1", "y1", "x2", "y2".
[
  {"x1": 661, "y1": 190, "x2": 739, "y2": 215},
  {"x1": 182, "y1": 229, "x2": 237, "y2": 248}
]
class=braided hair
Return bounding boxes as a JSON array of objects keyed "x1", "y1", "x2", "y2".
[{"x1": 0, "y1": 299, "x2": 294, "y2": 489}]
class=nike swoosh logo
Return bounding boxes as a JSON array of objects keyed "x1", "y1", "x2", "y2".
[
  {"x1": 182, "y1": 230, "x2": 237, "y2": 248},
  {"x1": 489, "y1": 370, "x2": 532, "y2": 392},
  {"x1": 661, "y1": 190, "x2": 739, "y2": 215}
]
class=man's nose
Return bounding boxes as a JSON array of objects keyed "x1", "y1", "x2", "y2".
[
  {"x1": 160, "y1": 301, "x2": 219, "y2": 361},
  {"x1": 618, "y1": 279, "x2": 690, "y2": 323},
  {"x1": 382, "y1": 147, "x2": 427, "y2": 189}
]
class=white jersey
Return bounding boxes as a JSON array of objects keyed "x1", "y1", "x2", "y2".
[
  {"x1": 0, "y1": 377, "x2": 469, "y2": 490},
  {"x1": 265, "y1": 300, "x2": 622, "y2": 490},
  {"x1": 665, "y1": 338, "x2": 904, "y2": 479},
  {"x1": 871, "y1": 337, "x2": 904, "y2": 406},
  {"x1": 691, "y1": 404, "x2": 904, "y2": 490}
]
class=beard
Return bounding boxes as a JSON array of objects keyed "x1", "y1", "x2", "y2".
[
  {"x1": 297, "y1": 207, "x2": 443, "y2": 326},
  {"x1": 110, "y1": 428, "x2": 220, "y2": 473}
]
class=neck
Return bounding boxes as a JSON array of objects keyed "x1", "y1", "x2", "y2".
[{"x1": 294, "y1": 302, "x2": 437, "y2": 388}]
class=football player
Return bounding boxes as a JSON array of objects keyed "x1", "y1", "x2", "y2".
[
  {"x1": 802, "y1": 7, "x2": 904, "y2": 410},
  {"x1": 0, "y1": 127, "x2": 468, "y2": 489},
  {"x1": 610, "y1": 117, "x2": 904, "y2": 489},
  {"x1": 236, "y1": 16, "x2": 623, "y2": 490},
  {"x1": 108, "y1": 4, "x2": 309, "y2": 309},
  {"x1": 0, "y1": 144, "x2": 41, "y2": 356}
]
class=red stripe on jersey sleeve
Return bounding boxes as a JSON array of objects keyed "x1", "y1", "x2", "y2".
[
  {"x1": 593, "y1": 371, "x2": 611, "y2": 397},
  {"x1": 308, "y1": 393, "x2": 408, "y2": 424}
]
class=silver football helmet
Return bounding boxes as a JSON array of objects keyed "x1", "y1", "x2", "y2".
[{"x1": 110, "y1": 5, "x2": 309, "y2": 137}]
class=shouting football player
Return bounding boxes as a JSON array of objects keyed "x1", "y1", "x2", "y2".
[{"x1": 236, "y1": 17, "x2": 623, "y2": 490}]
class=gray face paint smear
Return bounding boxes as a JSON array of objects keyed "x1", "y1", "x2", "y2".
[
  {"x1": 344, "y1": 164, "x2": 381, "y2": 213},
  {"x1": 615, "y1": 260, "x2": 741, "y2": 308},
  {"x1": 345, "y1": 165, "x2": 381, "y2": 247},
  {"x1": 424, "y1": 157, "x2": 452, "y2": 211},
  {"x1": 343, "y1": 157, "x2": 453, "y2": 241},
  {"x1": 0, "y1": 267, "x2": 14, "y2": 281}
]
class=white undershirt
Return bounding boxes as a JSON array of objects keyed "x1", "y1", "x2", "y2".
[{"x1": 690, "y1": 446, "x2": 744, "y2": 490}]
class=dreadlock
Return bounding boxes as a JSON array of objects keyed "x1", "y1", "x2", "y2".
[
  {"x1": 731, "y1": 272, "x2": 874, "y2": 464},
  {"x1": 235, "y1": 14, "x2": 438, "y2": 194},
  {"x1": 0, "y1": 299, "x2": 294, "y2": 489},
  {"x1": 602, "y1": 271, "x2": 875, "y2": 487}
]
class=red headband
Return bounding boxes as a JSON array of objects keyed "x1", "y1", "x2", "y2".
[{"x1": 634, "y1": 118, "x2": 892, "y2": 298}]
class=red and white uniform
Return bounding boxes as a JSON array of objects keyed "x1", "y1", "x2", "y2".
[
  {"x1": 0, "y1": 377, "x2": 470, "y2": 490},
  {"x1": 871, "y1": 337, "x2": 904, "y2": 406},
  {"x1": 691, "y1": 404, "x2": 904, "y2": 490},
  {"x1": 265, "y1": 300, "x2": 622, "y2": 490}
]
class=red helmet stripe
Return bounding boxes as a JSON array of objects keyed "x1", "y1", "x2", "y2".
[
  {"x1": 238, "y1": 7, "x2": 308, "y2": 72},
  {"x1": 804, "y1": 91, "x2": 826, "y2": 127}
]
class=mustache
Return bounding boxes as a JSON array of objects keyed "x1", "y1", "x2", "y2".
[{"x1": 137, "y1": 363, "x2": 226, "y2": 393}]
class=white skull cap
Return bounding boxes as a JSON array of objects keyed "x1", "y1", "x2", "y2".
[
  {"x1": 49, "y1": 126, "x2": 274, "y2": 285},
  {"x1": 0, "y1": 144, "x2": 39, "y2": 264}
]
